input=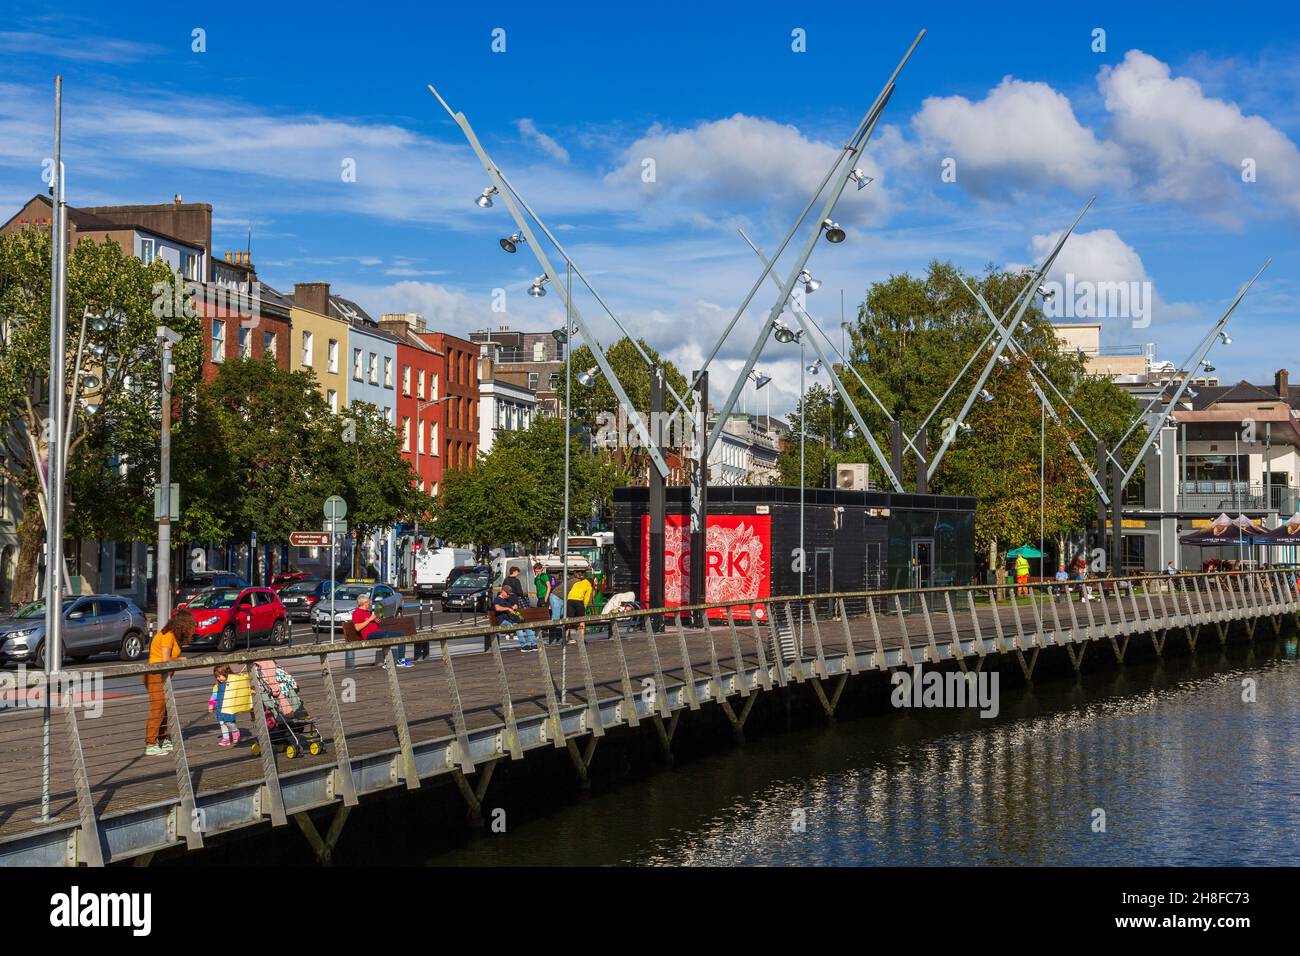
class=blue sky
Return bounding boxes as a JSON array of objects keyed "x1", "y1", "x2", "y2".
[{"x1": 2, "y1": 0, "x2": 1298, "y2": 414}]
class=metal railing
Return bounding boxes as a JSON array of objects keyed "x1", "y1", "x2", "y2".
[
  {"x1": 1178, "y1": 481, "x2": 1300, "y2": 515},
  {"x1": 1, "y1": 568, "x2": 1295, "y2": 867}
]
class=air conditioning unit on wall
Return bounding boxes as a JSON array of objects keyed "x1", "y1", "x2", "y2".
[{"x1": 836, "y1": 463, "x2": 869, "y2": 490}]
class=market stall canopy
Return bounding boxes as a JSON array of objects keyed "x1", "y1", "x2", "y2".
[
  {"x1": 1263, "y1": 512, "x2": 1300, "y2": 545},
  {"x1": 1005, "y1": 546, "x2": 1045, "y2": 558},
  {"x1": 1180, "y1": 513, "x2": 1268, "y2": 546}
]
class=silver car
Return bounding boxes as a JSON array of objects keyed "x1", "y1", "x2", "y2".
[
  {"x1": 310, "y1": 582, "x2": 403, "y2": 633},
  {"x1": 0, "y1": 595, "x2": 150, "y2": 668}
]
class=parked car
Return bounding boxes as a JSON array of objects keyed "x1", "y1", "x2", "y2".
[
  {"x1": 414, "y1": 547, "x2": 474, "y2": 599},
  {"x1": 278, "y1": 579, "x2": 330, "y2": 622},
  {"x1": 175, "y1": 571, "x2": 249, "y2": 607},
  {"x1": 0, "y1": 595, "x2": 150, "y2": 668},
  {"x1": 181, "y1": 586, "x2": 289, "y2": 652},
  {"x1": 441, "y1": 566, "x2": 493, "y2": 613},
  {"x1": 270, "y1": 571, "x2": 320, "y2": 593},
  {"x1": 310, "y1": 581, "x2": 402, "y2": 634}
]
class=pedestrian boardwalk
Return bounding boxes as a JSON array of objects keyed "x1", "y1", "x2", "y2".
[{"x1": 1, "y1": 570, "x2": 1294, "y2": 865}]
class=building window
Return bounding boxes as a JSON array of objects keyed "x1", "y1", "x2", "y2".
[
  {"x1": 327, "y1": 389, "x2": 338, "y2": 414},
  {"x1": 301, "y1": 330, "x2": 314, "y2": 367},
  {"x1": 384, "y1": 356, "x2": 393, "y2": 388},
  {"x1": 384, "y1": 406, "x2": 392, "y2": 425},
  {"x1": 211, "y1": 320, "x2": 226, "y2": 363},
  {"x1": 528, "y1": 372, "x2": 539, "y2": 391},
  {"x1": 353, "y1": 348, "x2": 363, "y2": 380},
  {"x1": 368, "y1": 353, "x2": 378, "y2": 385},
  {"x1": 140, "y1": 238, "x2": 156, "y2": 265},
  {"x1": 180, "y1": 251, "x2": 199, "y2": 281},
  {"x1": 328, "y1": 339, "x2": 339, "y2": 373},
  {"x1": 417, "y1": 420, "x2": 425, "y2": 454},
  {"x1": 238, "y1": 326, "x2": 252, "y2": 358},
  {"x1": 0, "y1": 455, "x2": 7, "y2": 520},
  {"x1": 431, "y1": 422, "x2": 438, "y2": 454},
  {"x1": 402, "y1": 416, "x2": 411, "y2": 451},
  {"x1": 431, "y1": 373, "x2": 439, "y2": 400},
  {"x1": 402, "y1": 365, "x2": 411, "y2": 396},
  {"x1": 533, "y1": 341, "x2": 545, "y2": 362},
  {"x1": 417, "y1": 369, "x2": 426, "y2": 399},
  {"x1": 263, "y1": 330, "x2": 276, "y2": 357},
  {"x1": 114, "y1": 541, "x2": 133, "y2": 591}
]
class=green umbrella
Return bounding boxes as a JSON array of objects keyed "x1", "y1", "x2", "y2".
[{"x1": 1005, "y1": 545, "x2": 1045, "y2": 559}]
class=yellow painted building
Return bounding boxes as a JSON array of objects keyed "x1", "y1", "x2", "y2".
[{"x1": 289, "y1": 304, "x2": 351, "y2": 412}]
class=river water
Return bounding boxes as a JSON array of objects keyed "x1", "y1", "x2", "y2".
[{"x1": 428, "y1": 639, "x2": 1300, "y2": 866}]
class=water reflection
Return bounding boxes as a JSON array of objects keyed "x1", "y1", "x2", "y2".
[{"x1": 429, "y1": 649, "x2": 1300, "y2": 867}]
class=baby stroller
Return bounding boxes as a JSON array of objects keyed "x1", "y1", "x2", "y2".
[{"x1": 249, "y1": 661, "x2": 325, "y2": 760}]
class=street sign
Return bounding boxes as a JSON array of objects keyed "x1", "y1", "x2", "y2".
[
  {"x1": 323, "y1": 519, "x2": 347, "y2": 535},
  {"x1": 153, "y1": 483, "x2": 180, "y2": 520},
  {"x1": 290, "y1": 531, "x2": 332, "y2": 547},
  {"x1": 324, "y1": 495, "x2": 347, "y2": 520}
]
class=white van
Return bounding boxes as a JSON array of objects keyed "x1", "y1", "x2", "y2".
[
  {"x1": 414, "y1": 547, "x2": 474, "y2": 598},
  {"x1": 492, "y1": 554, "x2": 592, "y2": 602}
]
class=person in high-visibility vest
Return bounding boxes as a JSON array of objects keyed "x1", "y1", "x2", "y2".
[
  {"x1": 565, "y1": 571, "x2": 594, "y2": 644},
  {"x1": 1014, "y1": 553, "x2": 1030, "y2": 597}
]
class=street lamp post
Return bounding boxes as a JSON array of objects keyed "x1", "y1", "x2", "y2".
[{"x1": 157, "y1": 327, "x2": 180, "y2": 626}]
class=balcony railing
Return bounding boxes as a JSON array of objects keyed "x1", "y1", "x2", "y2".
[{"x1": 1177, "y1": 481, "x2": 1300, "y2": 515}]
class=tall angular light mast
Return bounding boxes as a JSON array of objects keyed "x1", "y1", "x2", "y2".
[
  {"x1": 924, "y1": 197, "x2": 1094, "y2": 483},
  {"x1": 428, "y1": 84, "x2": 670, "y2": 478}
]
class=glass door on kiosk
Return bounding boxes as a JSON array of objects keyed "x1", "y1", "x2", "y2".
[{"x1": 911, "y1": 538, "x2": 935, "y2": 610}]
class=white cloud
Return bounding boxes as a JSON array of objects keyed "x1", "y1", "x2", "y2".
[
  {"x1": 1098, "y1": 49, "x2": 1300, "y2": 223},
  {"x1": 607, "y1": 114, "x2": 891, "y2": 223},
  {"x1": 912, "y1": 77, "x2": 1131, "y2": 196},
  {"x1": 516, "y1": 118, "x2": 570, "y2": 164}
]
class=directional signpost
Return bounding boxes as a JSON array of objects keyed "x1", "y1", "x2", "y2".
[
  {"x1": 324, "y1": 496, "x2": 348, "y2": 660},
  {"x1": 289, "y1": 531, "x2": 332, "y2": 548}
]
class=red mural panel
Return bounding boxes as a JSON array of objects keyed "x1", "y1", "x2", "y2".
[{"x1": 641, "y1": 514, "x2": 770, "y2": 619}]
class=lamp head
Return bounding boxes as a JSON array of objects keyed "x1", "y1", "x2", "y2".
[{"x1": 821, "y1": 219, "x2": 846, "y2": 243}]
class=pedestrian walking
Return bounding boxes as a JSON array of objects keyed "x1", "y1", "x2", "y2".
[
  {"x1": 142, "y1": 609, "x2": 196, "y2": 757},
  {"x1": 208, "y1": 663, "x2": 253, "y2": 747},
  {"x1": 534, "y1": 562, "x2": 550, "y2": 608},
  {"x1": 546, "y1": 570, "x2": 565, "y2": 645},
  {"x1": 565, "y1": 570, "x2": 594, "y2": 644},
  {"x1": 1014, "y1": 552, "x2": 1030, "y2": 597}
]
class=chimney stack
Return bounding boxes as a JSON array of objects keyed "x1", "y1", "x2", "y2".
[
  {"x1": 225, "y1": 251, "x2": 232, "y2": 263},
  {"x1": 293, "y1": 282, "x2": 331, "y2": 316},
  {"x1": 1277, "y1": 369, "x2": 1290, "y2": 399},
  {"x1": 173, "y1": 194, "x2": 183, "y2": 206}
]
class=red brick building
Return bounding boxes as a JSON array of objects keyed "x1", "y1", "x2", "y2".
[
  {"x1": 417, "y1": 330, "x2": 479, "y2": 473},
  {"x1": 379, "y1": 315, "x2": 445, "y2": 495}
]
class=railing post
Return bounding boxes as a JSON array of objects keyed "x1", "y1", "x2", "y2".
[
  {"x1": 532, "y1": 633, "x2": 570, "y2": 747},
  {"x1": 918, "y1": 593, "x2": 941, "y2": 663},
  {"x1": 837, "y1": 598, "x2": 860, "y2": 675},
  {"x1": 751, "y1": 607, "x2": 775, "y2": 690},
  {"x1": 249, "y1": 674, "x2": 288, "y2": 825},
  {"x1": 487, "y1": 630, "x2": 524, "y2": 758},
  {"x1": 986, "y1": 589, "x2": 1008, "y2": 654},
  {"x1": 725, "y1": 607, "x2": 751, "y2": 695},
  {"x1": 609, "y1": 624, "x2": 641, "y2": 727},
  {"x1": 674, "y1": 615, "x2": 700, "y2": 710},
  {"x1": 807, "y1": 600, "x2": 830, "y2": 679},
  {"x1": 63, "y1": 698, "x2": 105, "y2": 866},
  {"x1": 893, "y1": 594, "x2": 916, "y2": 665},
  {"x1": 644, "y1": 613, "x2": 673, "y2": 716},
  {"x1": 319, "y1": 654, "x2": 359, "y2": 805},
  {"x1": 942, "y1": 591, "x2": 965, "y2": 667},
  {"x1": 161, "y1": 672, "x2": 203, "y2": 849},
  {"x1": 967, "y1": 590, "x2": 987, "y2": 660},
  {"x1": 702, "y1": 614, "x2": 727, "y2": 701},
  {"x1": 868, "y1": 595, "x2": 888, "y2": 669},
  {"x1": 440, "y1": 637, "x2": 479, "y2": 767}
]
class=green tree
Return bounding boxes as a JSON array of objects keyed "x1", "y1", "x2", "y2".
[
  {"x1": 779, "y1": 261, "x2": 1138, "y2": 564},
  {"x1": 338, "y1": 401, "x2": 426, "y2": 574},
  {"x1": 567, "y1": 337, "x2": 690, "y2": 481},
  {"x1": 0, "y1": 228, "x2": 199, "y2": 602},
  {"x1": 430, "y1": 415, "x2": 617, "y2": 553}
]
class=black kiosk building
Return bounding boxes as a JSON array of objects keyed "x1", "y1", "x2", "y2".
[{"x1": 612, "y1": 485, "x2": 976, "y2": 606}]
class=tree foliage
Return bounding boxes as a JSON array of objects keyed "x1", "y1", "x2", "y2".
[
  {"x1": 777, "y1": 262, "x2": 1138, "y2": 562},
  {"x1": 430, "y1": 415, "x2": 618, "y2": 553},
  {"x1": 0, "y1": 227, "x2": 200, "y2": 601}
]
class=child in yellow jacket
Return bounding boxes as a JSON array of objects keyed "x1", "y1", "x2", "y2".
[{"x1": 208, "y1": 664, "x2": 253, "y2": 747}]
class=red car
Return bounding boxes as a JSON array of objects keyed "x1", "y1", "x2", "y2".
[{"x1": 181, "y1": 586, "x2": 290, "y2": 652}]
